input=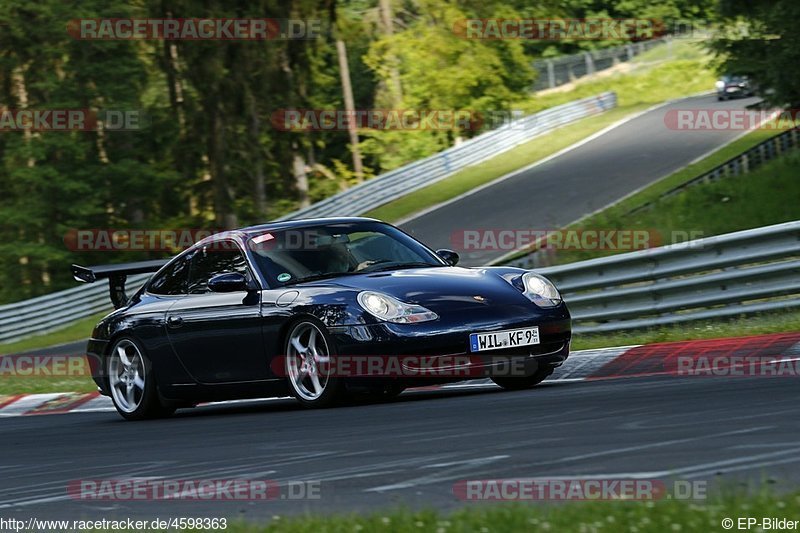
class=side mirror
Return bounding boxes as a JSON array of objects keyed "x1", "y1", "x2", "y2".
[
  {"x1": 208, "y1": 272, "x2": 249, "y2": 293},
  {"x1": 436, "y1": 249, "x2": 460, "y2": 266}
]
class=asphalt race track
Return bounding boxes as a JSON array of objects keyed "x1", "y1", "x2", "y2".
[
  {"x1": 401, "y1": 94, "x2": 761, "y2": 266},
  {"x1": 0, "y1": 93, "x2": 783, "y2": 524},
  {"x1": 1, "y1": 375, "x2": 799, "y2": 520}
]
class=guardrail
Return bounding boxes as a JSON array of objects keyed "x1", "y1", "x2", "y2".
[
  {"x1": 278, "y1": 91, "x2": 617, "y2": 220},
  {"x1": 518, "y1": 221, "x2": 800, "y2": 334},
  {"x1": 0, "y1": 274, "x2": 150, "y2": 345}
]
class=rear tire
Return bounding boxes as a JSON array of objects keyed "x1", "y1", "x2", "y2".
[
  {"x1": 491, "y1": 368, "x2": 553, "y2": 391},
  {"x1": 107, "y1": 337, "x2": 175, "y2": 421}
]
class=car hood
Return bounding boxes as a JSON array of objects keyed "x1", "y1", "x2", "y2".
[{"x1": 322, "y1": 266, "x2": 529, "y2": 311}]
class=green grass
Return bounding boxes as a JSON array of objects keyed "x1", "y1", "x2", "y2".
[
  {"x1": 572, "y1": 308, "x2": 800, "y2": 351},
  {"x1": 0, "y1": 369, "x2": 97, "y2": 396},
  {"x1": 0, "y1": 311, "x2": 107, "y2": 356},
  {"x1": 0, "y1": 312, "x2": 105, "y2": 395},
  {"x1": 366, "y1": 40, "x2": 716, "y2": 222},
  {"x1": 230, "y1": 490, "x2": 800, "y2": 532}
]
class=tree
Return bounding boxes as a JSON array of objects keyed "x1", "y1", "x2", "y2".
[
  {"x1": 361, "y1": 0, "x2": 536, "y2": 170},
  {"x1": 0, "y1": 0, "x2": 167, "y2": 302},
  {"x1": 710, "y1": 0, "x2": 800, "y2": 108}
]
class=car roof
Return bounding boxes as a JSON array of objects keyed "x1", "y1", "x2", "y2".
[
  {"x1": 239, "y1": 216, "x2": 381, "y2": 236},
  {"x1": 193, "y1": 217, "x2": 382, "y2": 247}
]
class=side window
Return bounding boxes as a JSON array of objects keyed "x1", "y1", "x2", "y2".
[
  {"x1": 148, "y1": 255, "x2": 190, "y2": 295},
  {"x1": 188, "y1": 242, "x2": 250, "y2": 294}
]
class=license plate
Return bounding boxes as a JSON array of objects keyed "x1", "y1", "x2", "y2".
[{"x1": 469, "y1": 327, "x2": 540, "y2": 353}]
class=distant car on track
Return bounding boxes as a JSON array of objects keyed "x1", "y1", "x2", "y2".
[
  {"x1": 73, "y1": 218, "x2": 571, "y2": 420},
  {"x1": 716, "y1": 74, "x2": 754, "y2": 100}
]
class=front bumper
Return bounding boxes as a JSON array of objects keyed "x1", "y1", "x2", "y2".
[
  {"x1": 719, "y1": 85, "x2": 748, "y2": 97},
  {"x1": 328, "y1": 304, "x2": 571, "y2": 383},
  {"x1": 87, "y1": 337, "x2": 110, "y2": 394}
]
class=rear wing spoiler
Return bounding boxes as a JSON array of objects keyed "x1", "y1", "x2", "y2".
[{"x1": 71, "y1": 259, "x2": 169, "y2": 309}]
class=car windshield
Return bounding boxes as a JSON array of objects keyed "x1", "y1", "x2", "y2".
[
  {"x1": 248, "y1": 221, "x2": 443, "y2": 286},
  {"x1": 722, "y1": 74, "x2": 747, "y2": 83}
]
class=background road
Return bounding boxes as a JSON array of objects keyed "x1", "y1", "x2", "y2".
[
  {"x1": 402, "y1": 94, "x2": 760, "y2": 266},
  {"x1": 14, "y1": 341, "x2": 86, "y2": 358},
  {"x1": 0, "y1": 375, "x2": 797, "y2": 521}
]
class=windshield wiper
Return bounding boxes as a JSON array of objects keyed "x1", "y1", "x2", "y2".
[
  {"x1": 284, "y1": 262, "x2": 439, "y2": 283},
  {"x1": 283, "y1": 271, "x2": 355, "y2": 285},
  {"x1": 362, "y1": 261, "x2": 439, "y2": 273}
]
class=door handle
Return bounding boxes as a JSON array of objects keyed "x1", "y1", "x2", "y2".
[{"x1": 167, "y1": 315, "x2": 184, "y2": 328}]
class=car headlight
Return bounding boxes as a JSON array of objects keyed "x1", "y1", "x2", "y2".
[
  {"x1": 521, "y1": 272, "x2": 562, "y2": 308},
  {"x1": 357, "y1": 291, "x2": 438, "y2": 323},
  {"x1": 715, "y1": 80, "x2": 726, "y2": 90}
]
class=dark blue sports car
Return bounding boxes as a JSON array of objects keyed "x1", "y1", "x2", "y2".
[{"x1": 73, "y1": 218, "x2": 571, "y2": 420}]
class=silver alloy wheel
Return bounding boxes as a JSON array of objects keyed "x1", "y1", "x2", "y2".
[
  {"x1": 108, "y1": 339, "x2": 146, "y2": 413},
  {"x1": 286, "y1": 322, "x2": 331, "y2": 401}
]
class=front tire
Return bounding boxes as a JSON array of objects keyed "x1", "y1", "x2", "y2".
[
  {"x1": 285, "y1": 320, "x2": 342, "y2": 408},
  {"x1": 491, "y1": 367, "x2": 553, "y2": 391},
  {"x1": 107, "y1": 337, "x2": 174, "y2": 421}
]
